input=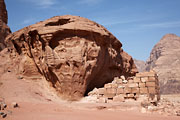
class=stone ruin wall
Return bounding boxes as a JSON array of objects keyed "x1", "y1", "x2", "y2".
[{"x1": 88, "y1": 71, "x2": 160, "y2": 103}]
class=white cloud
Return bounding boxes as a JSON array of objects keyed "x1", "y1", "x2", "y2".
[
  {"x1": 78, "y1": 0, "x2": 103, "y2": 5},
  {"x1": 141, "y1": 21, "x2": 180, "y2": 28},
  {"x1": 102, "y1": 19, "x2": 142, "y2": 26},
  {"x1": 92, "y1": 17, "x2": 146, "y2": 27},
  {"x1": 19, "y1": 0, "x2": 56, "y2": 8},
  {"x1": 21, "y1": 18, "x2": 37, "y2": 25}
]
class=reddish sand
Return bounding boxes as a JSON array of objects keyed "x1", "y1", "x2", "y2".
[
  {"x1": 4, "y1": 101, "x2": 179, "y2": 120},
  {"x1": 0, "y1": 69, "x2": 179, "y2": 120}
]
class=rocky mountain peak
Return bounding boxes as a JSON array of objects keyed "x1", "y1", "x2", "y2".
[{"x1": 145, "y1": 34, "x2": 180, "y2": 94}]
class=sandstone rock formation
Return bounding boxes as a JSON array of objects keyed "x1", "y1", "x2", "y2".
[
  {"x1": 146, "y1": 34, "x2": 180, "y2": 94},
  {"x1": 0, "y1": 0, "x2": 11, "y2": 51},
  {"x1": 5, "y1": 15, "x2": 137, "y2": 100},
  {"x1": 134, "y1": 59, "x2": 146, "y2": 72}
]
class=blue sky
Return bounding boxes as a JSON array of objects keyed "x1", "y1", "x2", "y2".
[{"x1": 5, "y1": 0, "x2": 180, "y2": 61}]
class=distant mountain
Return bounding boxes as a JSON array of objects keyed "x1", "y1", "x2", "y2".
[
  {"x1": 134, "y1": 59, "x2": 146, "y2": 72},
  {"x1": 146, "y1": 34, "x2": 180, "y2": 94}
]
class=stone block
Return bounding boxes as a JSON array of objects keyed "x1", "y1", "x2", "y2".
[
  {"x1": 106, "y1": 88, "x2": 117, "y2": 94},
  {"x1": 148, "y1": 94, "x2": 160, "y2": 102},
  {"x1": 127, "y1": 94, "x2": 134, "y2": 98},
  {"x1": 138, "y1": 94, "x2": 148, "y2": 101},
  {"x1": 127, "y1": 77, "x2": 133, "y2": 80},
  {"x1": 124, "y1": 87, "x2": 131, "y2": 93},
  {"x1": 107, "y1": 99, "x2": 114, "y2": 103},
  {"x1": 121, "y1": 76, "x2": 125, "y2": 80},
  {"x1": 98, "y1": 88, "x2": 105, "y2": 95},
  {"x1": 128, "y1": 83, "x2": 138, "y2": 88},
  {"x1": 136, "y1": 71, "x2": 155, "y2": 77},
  {"x1": 131, "y1": 88, "x2": 140, "y2": 93},
  {"x1": 113, "y1": 95, "x2": 125, "y2": 102},
  {"x1": 116, "y1": 79, "x2": 123, "y2": 84},
  {"x1": 104, "y1": 88, "x2": 116, "y2": 98},
  {"x1": 146, "y1": 82, "x2": 156, "y2": 87},
  {"x1": 104, "y1": 83, "x2": 112, "y2": 88},
  {"x1": 118, "y1": 85, "x2": 126, "y2": 88},
  {"x1": 140, "y1": 87, "x2": 148, "y2": 94},
  {"x1": 105, "y1": 94, "x2": 115, "y2": 99},
  {"x1": 117, "y1": 88, "x2": 124, "y2": 94},
  {"x1": 133, "y1": 77, "x2": 141, "y2": 83},
  {"x1": 114, "y1": 77, "x2": 119, "y2": 81},
  {"x1": 141, "y1": 77, "x2": 148, "y2": 82},
  {"x1": 128, "y1": 80, "x2": 134, "y2": 83},
  {"x1": 97, "y1": 97, "x2": 107, "y2": 103},
  {"x1": 122, "y1": 80, "x2": 128, "y2": 84},
  {"x1": 148, "y1": 76, "x2": 156, "y2": 82},
  {"x1": 97, "y1": 94, "x2": 103, "y2": 99},
  {"x1": 139, "y1": 83, "x2": 145, "y2": 87},
  {"x1": 148, "y1": 87, "x2": 156, "y2": 94},
  {"x1": 111, "y1": 83, "x2": 118, "y2": 88}
]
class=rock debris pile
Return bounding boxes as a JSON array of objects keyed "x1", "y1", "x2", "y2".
[
  {"x1": 88, "y1": 71, "x2": 160, "y2": 103},
  {"x1": 141, "y1": 98, "x2": 180, "y2": 116},
  {"x1": 0, "y1": 98, "x2": 19, "y2": 119}
]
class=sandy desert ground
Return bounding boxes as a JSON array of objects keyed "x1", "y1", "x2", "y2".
[{"x1": 0, "y1": 71, "x2": 180, "y2": 120}]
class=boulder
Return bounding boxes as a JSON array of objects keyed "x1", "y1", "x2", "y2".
[
  {"x1": 6, "y1": 15, "x2": 137, "y2": 100},
  {"x1": 11, "y1": 102, "x2": 18, "y2": 108},
  {"x1": 0, "y1": 112, "x2": 7, "y2": 118}
]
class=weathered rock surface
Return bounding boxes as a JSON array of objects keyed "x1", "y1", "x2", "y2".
[
  {"x1": 0, "y1": 0, "x2": 7, "y2": 24},
  {"x1": 146, "y1": 34, "x2": 180, "y2": 94},
  {"x1": 0, "y1": 0, "x2": 11, "y2": 51},
  {"x1": 134, "y1": 59, "x2": 146, "y2": 72},
  {"x1": 5, "y1": 15, "x2": 137, "y2": 100}
]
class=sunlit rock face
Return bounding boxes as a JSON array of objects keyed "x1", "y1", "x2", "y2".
[
  {"x1": 0, "y1": 0, "x2": 11, "y2": 51},
  {"x1": 6, "y1": 15, "x2": 137, "y2": 100},
  {"x1": 146, "y1": 34, "x2": 180, "y2": 94}
]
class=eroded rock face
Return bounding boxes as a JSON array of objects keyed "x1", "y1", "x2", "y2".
[
  {"x1": 6, "y1": 15, "x2": 137, "y2": 100},
  {"x1": 0, "y1": 0, "x2": 11, "y2": 51},
  {"x1": 0, "y1": 0, "x2": 7, "y2": 24},
  {"x1": 146, "y1": 34, "x2": 180, "y2": 94}
]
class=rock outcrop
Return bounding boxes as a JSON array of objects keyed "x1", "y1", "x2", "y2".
[
  {"x1": 5, "y1": 15, "x2": 137, "y2": 100},
  {"x1": 146, "y1": 34, "x2": 180, "y2": 94},
  {"x1": 134, "y1": 59, "x2": 146, "y2": 72},
  {"x1": 0, "y1": 0, "x2": 11, "y2": 51}
]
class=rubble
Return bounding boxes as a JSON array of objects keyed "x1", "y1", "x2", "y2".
[
  {"x1": 11, "y1": 102, "x2": 18, "y2": 108},
  {"x1": 88, "y1": 71, "x2": 160, "y2": 103},
  {"x1": 0, "y1": 98, "x2": 19, "y2": 119},
  {"x1": 85, "y1": 71, "x2": 180, "y2": 117},
  {"x1": 141, "y1": 98, "x2": 180, "y2": 116}
]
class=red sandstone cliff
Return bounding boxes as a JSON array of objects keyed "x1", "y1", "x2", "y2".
[
  {"x1": 5, "y1": 15, "x2": 138, "y2": 100},
  {"x1": 0, "y1": 0, "x2": 11, "y2": 51}
]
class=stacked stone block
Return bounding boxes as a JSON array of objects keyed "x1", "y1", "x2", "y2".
[{"x1": 94, "y1": 71, "x2": 160, "y2": 103}]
